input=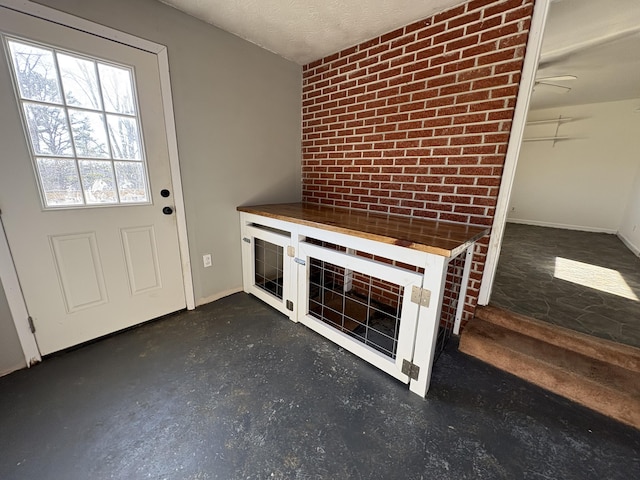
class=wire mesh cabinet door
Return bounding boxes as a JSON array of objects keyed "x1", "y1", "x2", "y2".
[
  {"x1": 241, "y1": 223, "x2": 295, "y2": 320},
  {"x1": 297, "y1": 241, "x2": 423, "y2": 383}
]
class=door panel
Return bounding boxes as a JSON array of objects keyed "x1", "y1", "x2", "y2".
[
  {"x1": 0, "y1": 7, "x2": 186, "y2": 354},
  {"x1": 121, "y1": 226, "x2": 162, "y2": 295},
  {"x1": 50, "y1": 232, "x2": 108, "y2": 312},
  {"x1": 297, "y1": 241, "x2": 422, "y2": 383},
  {"x1": 241, "y1": 223, "x2": 295, "y2": 319}
]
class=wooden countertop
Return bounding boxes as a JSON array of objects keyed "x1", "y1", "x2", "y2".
[{"x1": 237, "y1": 203, "x2": 489, "y2": 257}]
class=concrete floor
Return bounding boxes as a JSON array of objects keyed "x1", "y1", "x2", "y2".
[
  {"x1": 492, "y1": 223, "x2": 640, "y2": 348},
  {"x1": 1, "y1": 293, "x2": 638, "y2": 480}
]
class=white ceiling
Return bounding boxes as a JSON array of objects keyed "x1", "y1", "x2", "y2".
[
  {"x1": 159, "y1": 0, "x2": 464, "y2": 65},
  {"x1": 159, "y1": 0, "x2": 640, "y2": 110},
  {"x1": 531, "y1": 0, "x2": 640, "y2": 110}
]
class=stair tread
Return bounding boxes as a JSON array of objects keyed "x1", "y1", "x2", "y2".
[
  {"x1": 463, "y1": 319, "x2": 640, "y2": 395},
  {"x1": 475, "y1": 305, "x2": 640, "y2": 373},
  {"x1": 460, "y1": 319, "x2": 640, "y2": 429}
]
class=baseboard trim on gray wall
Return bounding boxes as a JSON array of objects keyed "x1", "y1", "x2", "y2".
[
  {"x1": 197, "y1": 287, "x2": 244, "y2": 307},
  {"x1": 0, "y1": 361, "x2": 26, "y2": 378}
]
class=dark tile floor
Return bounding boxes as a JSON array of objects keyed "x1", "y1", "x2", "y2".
[
  {"x1": 492, "y1": 223, "x2": 640, "y2": 348},
  {"x1": 1, "y1": 293, "x2": 638, "y2": 480}
]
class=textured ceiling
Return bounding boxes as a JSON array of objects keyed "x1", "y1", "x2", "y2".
[
  {"x1": 159, "y1": 0, "x2": 640, "y2": 110},
  {"x1": 159, "y1": 0, "x2": 464, "y2": 65}
]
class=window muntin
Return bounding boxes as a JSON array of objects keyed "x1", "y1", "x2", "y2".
[{"x1": 4, "y1": 36, "x2": 150, "y2": 208}]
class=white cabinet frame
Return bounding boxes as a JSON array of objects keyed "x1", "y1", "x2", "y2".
[
  {"x1": 239, "y1": 211, "x2": 477, "y2": 397},
  {"x1": 240, "y1": 213, "x2": 297, "y2": 321}
]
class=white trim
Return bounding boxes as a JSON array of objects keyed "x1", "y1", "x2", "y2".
[
  {"x1": 618, "y1": 232, "x2": 640, "y2": 258},
  {"x1": 197, "y1": 287, "x2": 244, "y2": 306},
  {"x1": 0, "y1": 0, "x2": 162, "y2": 54},
  {"x1": 0, "y1": 217, "x2": 41, "y2": 366},
  {"x1": 157, "y1": 48, "x2": 195, "y2": 310},
  {"x1": 453, "y1": 246, "x2": 474, "y2": 335},
  {"x1": 1, "y1": 361, "x2": 27, "y2": 377},
  {"x1": 0, "y1": 0, "x2": 196, "y2": 363},
  {"x1": 506, "y1": 218, "x2": 617, "y2": 234},
  {"x1": 478, "y1": 0, "x2": 551, "y2": 305}
]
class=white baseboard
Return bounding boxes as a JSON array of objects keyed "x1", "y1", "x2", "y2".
[
  {"x1": 506, "y1": 218, "x2": 617, "y2": 234},
  {"x1": 0, "y1": 361, "x2": 26, "y2": 378},
  {"x1": 617, "y1": 232, "x2": 640, "y2": 258},
  {"x1": 196, "y1": 287, "x2": 244, "y2": 307}
]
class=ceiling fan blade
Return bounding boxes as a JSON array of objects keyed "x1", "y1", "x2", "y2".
[
  {"x1": 534, "y1": 81, "x2": 572, "y2": 93},
  {"x1": 536, "y1": 75, "x2": 577, "y2": 83}
]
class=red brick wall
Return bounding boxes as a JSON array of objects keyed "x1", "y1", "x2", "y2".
[{"x1": 301, "y1": 0, "x2": 534, "y2": 323}]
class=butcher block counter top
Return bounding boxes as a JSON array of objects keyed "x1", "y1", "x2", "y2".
[{"x1": 237, "y1": 203, "x2": 489, "y2": 258}]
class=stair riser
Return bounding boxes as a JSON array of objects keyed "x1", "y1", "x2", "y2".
[{"x1": 460, "y1": 335, "x2": 640, "y2": 430}]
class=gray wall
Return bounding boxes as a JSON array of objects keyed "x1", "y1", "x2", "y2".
[
  {"x1": 0, "y1": 280, "x2": 26, "y2": 375},
  {"x1": 35, "y1": 0, "x2": 303, "y2": 305}
]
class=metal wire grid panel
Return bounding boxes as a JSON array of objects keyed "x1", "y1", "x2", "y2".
[
  {"x1": 308, "y1": 257, "x2": 404, "y2": 359},
  {"x1": 436, "y1": 254, "x2": 466, "y2": 360},
  {"x1": 254, "y1": 238, "x2": 284, "y2": 299}
]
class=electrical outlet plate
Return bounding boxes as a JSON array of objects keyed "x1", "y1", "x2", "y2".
[{"x1": 203, "y1": 254, "x2": 212, "y2": 268}]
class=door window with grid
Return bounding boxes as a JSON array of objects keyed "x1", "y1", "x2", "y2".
[{"x1": 4, "y1": 36, "x2": 149, "y2": 208}]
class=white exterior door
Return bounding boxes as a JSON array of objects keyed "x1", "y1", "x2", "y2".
[{"x1": 0, "y1": 8, "x2": 186, "y2": 354}]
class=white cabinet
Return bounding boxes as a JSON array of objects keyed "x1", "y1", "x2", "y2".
[{"x1": 239, "y1": 204, "x2": 486, "y2": 397}]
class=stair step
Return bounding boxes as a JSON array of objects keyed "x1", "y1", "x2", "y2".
[
  {"x1": 460, "y1": 316, "x2": 640, "y2": 430},
  {"x1": 475, "y1": 305, "x2": 640, "y2": 373}
]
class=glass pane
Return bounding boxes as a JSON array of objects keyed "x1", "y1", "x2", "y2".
[
  {"x1": 69, "y1": 109, "x2": 109, "y2": 158},
  {"x1": 23, "y1": 103, "x2": 74, "y2": 156},
  {"x1": 35, "y1": 158, "x2": 83, "y2": 206},
  {"x1": 106, "y1": 115, "x2": 141, "y2": 160},
  {"x1": 57, "y1": 53, "x2": 101, "y2": 110},
  {"x1": 78, "y1": 160, "x2": 117, "y2": 204},
  {"x1": 98, "y1": 63, "x2": 135, "y2": 115},
  {"x1": 114, "y1": 161, "x2": 148, "y2": 203},
  {"x1": 8, "y1": 40, "x2": 62, "y2": 103}
]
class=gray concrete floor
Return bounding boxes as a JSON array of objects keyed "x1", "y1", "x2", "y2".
[
  {"x1": 492, "y1": 223, "x2": 640, "y2": 348},
  {"x1": 1, "y1": 293, "x2": 638, "y2": 479}
]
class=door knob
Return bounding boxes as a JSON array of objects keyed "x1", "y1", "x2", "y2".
[{"x1": 162, "y1": 206, "x2": 173, "y2": 215}]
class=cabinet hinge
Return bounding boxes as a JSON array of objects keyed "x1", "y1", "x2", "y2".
[
  {"x1": 293, "y1": 257, "x2": 306, "y2": 266},
  {"x1": 27, "y1": 316, "x2": 36, "y2": 334},
  {"x1": 242, "y1": 237, "x2": 251, "y2": 243},
  {"x1": 287, "y1": 246, "x2": 295, "y2": 257},
  {"x1": 401, "y1": 359, "x2": 420, "y2": 380},
  {"x1": 410, "y1": 285, "x2": 431, "y2": 308},
  {"x1": 286, "y1": 300, "x2": 294, "y2": 311}
]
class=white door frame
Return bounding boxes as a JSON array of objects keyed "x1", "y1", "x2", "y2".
[
  {"x1": 0, "y1": 216, "x2": 40, "y2": 366},
  {"x1": 0, "y1": 0, "x2": 195, "y2": 364},
  {"x1": 478, "y1": 0, "x2": 551, "y2": 305}
]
